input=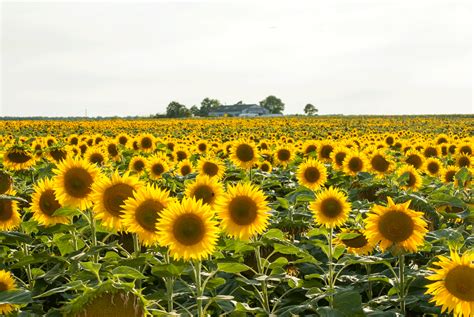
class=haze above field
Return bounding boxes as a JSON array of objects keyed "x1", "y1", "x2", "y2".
[{"x1": 1, "y1": 0, "x2": 472, "y2": 117}]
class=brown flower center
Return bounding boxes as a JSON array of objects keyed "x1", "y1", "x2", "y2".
[
  {"x1": 135, "y1": 199, "x2": 164, "y2": 232},
  {"x1": 335, "y1": 152, "x2": 346, "y2": 166},
  {"x1": 39, "y1": 189, "x2": 61, "y2": 216},
  {"x1": 0, "y1": 171, "x2": 12, "y2": 195},
  {"x1": 371, "y1": 155, "x2": 389, "y2": 172},
  {"x1": 50, "y1": 149, "x2": 67, "y2": 162},
  {"x1": 141, "y1": 137, "x2": 153, "y2": 149},
  {"x1": 342, "y1": 234, "x2": 368, "y2": 248},
  {"x1": 151, "y1": 163, "x2": 165, "y2": 176},
  {"x1": 304, "y1": 166, "x2": 321, "y2": 183},
  {"x1": 406, "y1": 155, "x2": 422, "y2": 169},
  {"x1": 0, "y1": 200, "x2": 14, "y2": 221},
  {"x1": 319, "y1": 145, "x2": 333, "y2": 160},
  {"x1": 320, "y1": 198, "x2": 343, "y2": 218},
  {"x1": 89, "y1": 153, "x2": 104, "y2": 165},
  {"x1": 378, "y1": 209, "x2": 414, "y2": 243},
  {"x1": 176, "y1": 151, "x2": 188, "y2": 162},
  {"x1": 236, "y1": 144, "x2": 255, "y2": 162},
  {"x1": 107, "y1": 144, "x2": 119, "y2": 156},
  {"x1": 192, "y1": 185, "x2": 215, "y2": 205},
  {"x1": 133, "y1": 160, "x2": 145, "y2": 172},
  {"x1": 103, "y1": 183, "x2": 135, "y2": 217},
  {"x1": 181, "y1": 165, "x2": 191, "y2": 176},
  {"x1": 229, "y1": 196, "x2": 258, "y2": 225},
  {"x1": 173, "y1": 213, "x2": 205, "y2": 246},
  {"x1": 277, "y1": 149, "x2": 291, "y2": 162},
  {"x1": 202, "y1": 162, "x2": 218, "y2": 177},
  {"x1": 118, "y1": 136, "x2": 128, "y2": 145},
  {"x1": 348, "y1": 157, "x2": 363, "y2": 172},
  {"x1": 6, "y1": 150, "x2": 32, "y2": 163},
  {"x1": 64, "y1": 167, "x2": 93, "y2": 198},
  {"x1": 427, "y1": 161, "x2": 440, "y2": 174},
  {"x1": 444, "y1": 265, "x2": 474, "y2": 301}
]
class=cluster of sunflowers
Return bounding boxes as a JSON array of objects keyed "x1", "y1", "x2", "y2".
[{"x1": 0, "y1": 116, "x2": 473, "y2": 316}]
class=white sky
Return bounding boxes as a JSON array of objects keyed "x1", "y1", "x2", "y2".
[{"x1": 1, "y1": 0, "x2": 472, "y2": 117}]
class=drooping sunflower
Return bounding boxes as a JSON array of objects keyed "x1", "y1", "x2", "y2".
[
  {"x1": 2, "y1": 146, "x2": 36, "y2": 171},
  {"x1": 157, "y1": 197, "x2": 219, "y2": 261},
  {"x1": 197, "y1": 156, "x2": 225, "y2": 179},
  {"x1": 0, "y1": 170, "x2": 13, "y2": 195},
  {"x1": 296, "y1": 159, "x2": 327, "y2": 190},
  {"x1": 335, "y1": 229, "x2": 374, "y2": 255},
  {"x1": 364, "y1": 197, "x2": 428, "y2": 253},
  {"x1": 425, "y1": 250, "x2": 474, "y2": 317},
  {"x1": 146, "y1": 155, "x2": 169, "y2": 180},
  {"x1": 0, "y1": 189, "x2": 21, "y2": 231},
  {"x1": 309, "y1": 187, "x2": 351, "y2": 228},
  {"x1": 368, "y1": 150, "x2": 393, "y2": 178},
  {"x1": 121, "y1": 185, "x2": 174, "y2": 246},
  {"x1": 31, "y1": 178, "x2": 70, "y2": 226},
  {"x1": 104, "y1": 140, "x2": 121, "y2": 161},
  {"x1": 424, "y1": 157, "x2": 443, "y2": 177},
  {"x1": 342, "y1": 151, "x2": 368, "y2": 176},
  {"x1": 184, "y1": 176, "x2": 224, "y2": 209},
  {"x1": 129, "y1": 156, "x2": 147, "y2": 175},
  {"x1": 176, "y1": 159, "x2": 194, "y2": 177},
  {"x1": 397, "y1": 165, "x2": 422, "y2": 191},
  {"x1": 404, "y1": 150, "x2": 425, "y2": 169},
  {"x1": 230, "y1": 140, "x2": 259, "y2": 169},
  {"x1": 274, "y1": 146, "x2": 294, "y2": 167},
  {"x1": 215, "y1": 182, "x2": 271, "y2": 240},
  {"x1": 91, "y1": 171, "x2": 142, "y2": 231},
  {"x1": 53, "y1": 157, "x2": 100, "y2": 210},
  {"x1": 0, "y1": 269, "x2": 18, "y2": 315},
  {"x1": 302, "y1": 141, "x2": 318, "y2": 157},
  {"x1": 48, "y1": 147, "x2": 69, "y2": 164}
]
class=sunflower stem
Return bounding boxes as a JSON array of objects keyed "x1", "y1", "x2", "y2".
[
  {"x1": 255, "y1": 245, "x2": 270, "y2": 313},
  {"x1": 88, "y1": 210, "x2": 98, "y2": 263},
  {"x1": 132, "y1": 233, "x2": 142, "y2": 289},
  {"x1": 365, "y1": 264, "x2": 373, "y2": 301},
  {"x1": 194, "y1": 260, "x2": 204, "y2": 317},
  {"x1": 22, "y1": 242, "x2": 34, "y2": 290},
  {"x1": 327, "y1": 227, "x2": 335, "y2": 308},
  {"x1": 398, "y1": 254, "x2": 406, "y2": 314},
  {"x1": 164, "y1": 251, "x2": 174, "y2": 313}
]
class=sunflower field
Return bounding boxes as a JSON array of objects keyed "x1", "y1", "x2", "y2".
[{"x1": 0, "y1": 116, "x2": 473, "y2": 317}]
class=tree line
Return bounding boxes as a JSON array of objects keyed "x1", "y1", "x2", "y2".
[{"x1": 160, "y1": 96, "x2": 319, "y2": 118}]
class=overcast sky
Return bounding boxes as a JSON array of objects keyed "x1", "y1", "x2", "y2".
[{"x1": 1, "y1": 0, "x2": 472, "y2": 117}]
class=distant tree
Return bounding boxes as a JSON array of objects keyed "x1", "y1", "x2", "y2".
[
  {"x1": 304, "y1": 104, "x2": 318, "y2": 116},
  {"x1": 199, "y1": 98, "x2": 221, "y2": 117},
  {"x1": 236, "y1": 100, "x2": 244, "y2": 105},
  {"x1": 259, "y1": 95, "x2": 285, "y2": 114},
  {"x1": 190, "y1": 105, "x2": 200, "y2": 117},
  {"x1": 166, "y1": 101, "x2": 191, "y2": 118}
]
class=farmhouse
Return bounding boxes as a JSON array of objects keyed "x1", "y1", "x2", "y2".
[{"x1": 209, "y1": 104, "x2": 269, "y2": 117}]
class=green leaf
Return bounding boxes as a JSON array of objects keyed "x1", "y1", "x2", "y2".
[
  {"x1": 316, "y1": 307, "x2": 345, "y2": 317},
  {"x1": 333, "y1": 291, "x2": 364, "y2": 316},
  {"x1": 112, "y1": 266, "x2": 146, "y2": 280},
  {"x1": 276, "y1": 197, "x2": 290, "y2": 209},
  {"x1": 34, "y1": 281, "x2": 84, "y2": 298},
  {"x1": 262, "y1": 228, "x2": 286, "y2": 240},
  {"x1": 52, "y1": 206, "x2": 82, "y2": 217},
  {"x1": 80, "y1": 262, "x2": 101, "y2": 277},
  {"x1": 273, "y1": 243, "x2": 301, "y2": 255},
  {"x1": 206, "y1": 277, "x2": 226, "y2": 290},
  {"x1": 0, "y1": 290, "x2": 32, "y2": 305},
  {"x1": 217, "y1": 262, "x2": 251, "y2": 273},
  {"x1": 338, "y1": 232, "x2": 361, "y2": 240}
]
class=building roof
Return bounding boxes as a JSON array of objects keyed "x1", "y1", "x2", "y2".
[{"x1": 211, "y1": 104, "x2": 260, "y2": 113}]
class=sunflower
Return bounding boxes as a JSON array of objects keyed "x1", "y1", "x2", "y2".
[
  {"x1": 230, "y1": 140, "x2": 259, "y2": 169},
  {"x1": 176, "y1": 159, "x2": 194, "y2": 177},
  {"x1": 335, "y1": 229, "x2": 374, "y2": 255},
  {"x1": 215, "y1": 182, "x2": 271, "y2": 240},
  {"x1": 441, "y1": 166, "x2": 459, "y2": 184},
  {"x1": 116, "y1": 133, "x2": 130, "y2": 147},
  {"x1": 317, "y1": 141, "x2": 334, "y2": 162},
  {"x1": 0, "y1": 270, "x2": 18, "y2": 315},
  {"x1": 157, "y1": 197, "x2": 219, "y2": 261},
  {"x1": 121, "y1": 185, "x2": 174, "y2": 246},
  {"x1": 85, "y1": 147, "x2": 108, "y2": 166},
  {"x1": 137, "y1": 134, "x2": 155, "y2": 153},
  {"x1": 129, "y1": 156, "x2": 147, "y2": 175},
  {"x1": 368, "y1": 150, "x2": 393, "y2": 178},
  {"x1": 0, "y1": 170, "x2": 13, "y2": 195},
  {"x1": 425, "y1": 250, "x2": 474, "y2": 317},
  {"x1": 2, "y1": 146, "x2": 36, "y2": 171},
  {"x1": 146, "y1": 155, "x2": 169, "y2": 180},
  {"x1": 274, "y1": 146, "x2": 294, "y2": 167},
  {"x1": 424, "y1": 158, "x2": 443, "y2": 177},
  {"x1": 196, "y1": 140, "x2": 209, "y2": 154},
  {"x1": 53, "y1": 157, "x2": 100, "y2": 210},
  {"x1": 184, "y1": 176, "x2": 224, "y2": 209},
  {"x1": 302, "y1": 141, "x2": 318, "y2": 157},
  {"x1": 456, "y1": 142, "x2": 472, "y2": 156},
  {"x1": 296, "y1": 159, "x2": 327, "y2": 190},
  {"x1": 309, "y1": 187, "x2": 351, "y2": 228},
  {"x1": 31, "y1": 178, "x2": 70, "y2": 226},
  {"x1": 455, "y1": 154, "x2": 472, "y2": 169},
  {"x1": 342, "y1": 151, "x2": 368, "y2": 176},
  {"x1": 259, "y1": 161, "x2": 272, "y2": 173},
  {"x1": 404, "y1": 150, "x2": 425, "y2": 169},
  {"x1": 330, "y1": 146, "x2": 349, "y2": 170},
  {"x1": 105, "y1": 141, "x2": 121, "y2": 161},
  {"x1": 197, "y1": 156, "x2": 225, "y2": 179},
  {"x1": 174, "y1": 146, "x2": 190, "y2": 162},
  {"x1": 423, "y1": 145, "x2": 439, "y2": 158},
  {"x1": 364, "y1": 197, "x2": 428, "y2": 253},
  {"x1": 0, "y1": 190, "x2": 21, "y2": 231},
  {"x1": 91, "y1": 171, "x2": 142, "y2": 231},
  {"x1": 397, "y1": 165, "x2": 422, "y2": 191}
]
